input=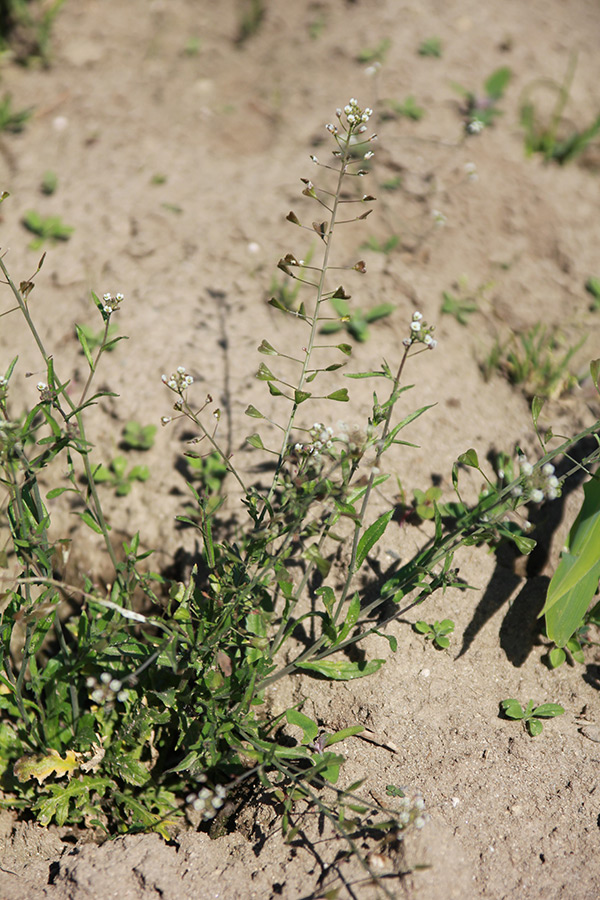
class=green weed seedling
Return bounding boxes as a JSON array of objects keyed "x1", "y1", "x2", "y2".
[
  {"x1": 319, "y1": 292, "x2": 395, "y2": 343},
  {"x1": 76, "y1": 322, "x2": 119, "y2": 353},
  {"x1": 0, "y1": 92, "x2": 32, "y2": 132},
  {"x1": 22, "y1": 210, "x2": 73, "y2": 249},
  {"x1": 453, "y1": 67, "x2": 512, "y2": 134},
  {"x1": 92, "y1": 455, "x2": 150, "y2": 496},
  {"x1": 381, "y1": 96, "x2": 426, "y2": 122},
  {"x1": 521, "y1": 55, "x2": 600, "y2": 165},
  {"x1": 500, "y1": 699, "x2": 564, "y2": 736},
  {"x1": 40, "y1": 171, "x2": 58, "y2": 195},
  {"x1": 482, "y1": 324, "x2": 585, "y2": 400},
  {"x1": 440, "y1": 289, "x2": 478, "y2": 325},
  {"x1": 357, "y1": 38, "x2": 391, "y2": 65},
  {"x1": 0, "y1": 0, "x2": 66, "y2": 64},
  {"x1": 418, "y1": 36, "x2": 442, "y2": 58},
  {"x1": 414, "y1": 619, "x2": 455, "y2": 649},
  {"x1": 585, "y1": 277, "x2": 600, "y2": 311},
  {"x1": 361, "y1": 234, "x2": 400, "y2": 255},
  {"x1": 235, "y1": 0, "x2": 264, "y2": 44},
  {"x1": 121, "y1": 421, "x2": 157, "y2": 451}
]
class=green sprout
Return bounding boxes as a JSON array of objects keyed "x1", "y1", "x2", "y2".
[
  {"x1": 92, "y1": 456, "x2": 150, "y2": 496},
  {"x1": 22, "y1": 210, "x2": 73, "y2": 249},
  {"x1": 0, "y1": 92, "x2": 32, "y2": 132},
  {"x1": 500, "y1": 699, "x2": 564, "y2": 737},
  {"x1": 418, "y1": 37, "x2": 442, "y2": 58},
  {"x1": 320, "y1": 294, "x2": 395, "y2": 343},
  {"x1": 414, "y1": 619, "x2": 455, "y2": 650},
  {"x1": 521, "y1": 55, "x2": 600, "y2": 165},
  {"x1": 121, "y1": 421, "x2": 157, "y2": 451},
  {"x1": 453, "y1": 67, "x2": 512, "y2": 133}
]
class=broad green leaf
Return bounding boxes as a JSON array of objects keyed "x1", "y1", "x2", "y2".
[
  {"x1": 356, "y1": 509, "x2": 393, "y2": 570},
  {"x1": 500, "y1": 698, "x2": 524, "y2": 719},
  {"x1": 548, "y1": 647, "x2": 566, "y2": 669},
  {"x1": 532, "y1": 703, "x2": 564, "y2": 718},
  {"x1": 286, "y1": 708, "x2": 319, "y2": 744},
  {"x1": 117, "y1": 755, "x2": 151, "y2": 786},
  {"x1": 484, "y1": 66, "x2": 511, "y2": 100},
  {"x1": 542, "y1": 477, "x2": 600, "y2": 646},
  {"x1": 527, "y1": 718, "x2": 543, "y2": 737},
  {"x1": 297, "y1": 658, "x2": 384, "y2": 680}
]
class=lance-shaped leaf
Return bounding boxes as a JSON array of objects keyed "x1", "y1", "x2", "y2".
[
  {"x1": 297, "y1": 658, "x2": 385, "y2": 680},
  {"x1": 356, "y1": 509, "x2": 394, "y2": 570},
  {"x1": 542, "y1": 476, "x2": 600, "y2": 647}
]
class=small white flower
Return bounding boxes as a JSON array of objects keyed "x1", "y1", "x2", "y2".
[
  {"x1": 36, "y1": 381, "x2": 48, "y2": 391},
  {"x1": 412, "y1": 311, "x2": 423, "y2": 321},
  {"x1": 542, "y1": 463, "x2": 555, "y2": 476},
  {"x1": 177, "y1": 366, "x2": 186, "y2": 374},
  {"x1": 161, "y1": 416, "x2": 171, "y2": 425},
  {"x1": 103, "y1": 293, "x2": 111, "y2": 301},
  {"x1": 115, "y1": 293, "x2": 124, "y2": 301},
  {"x1": 547, "y1": 475, "x2": 559, "y2": 489},
  {"x1": 511, "y1": 485, "x2": 523, "y2": 497},
  {"x1": 411, "y1": 321, "x2": 421, "y2": 332},
  {"x1": 530, "y1": 489, "x2": 544, "y2": 503},
  {"x1": 468, "y1": 118, "x2": 484, "y2": 134},
  {"x1": 364, "y1": 150, "x2": 374, "y2": 159},
  {"x1": 519, "y1": 460, "x2": 533, "y2": 477}
]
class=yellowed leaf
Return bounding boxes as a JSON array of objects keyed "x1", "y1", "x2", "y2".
[{"x1": 14, "y1": 748, "x2": 82, "y2": 785}]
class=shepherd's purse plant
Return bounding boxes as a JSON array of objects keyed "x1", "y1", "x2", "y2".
[{"x1": 0, "y1": 103, "x2": 599, "y2": 888}]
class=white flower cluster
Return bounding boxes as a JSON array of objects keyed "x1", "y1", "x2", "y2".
[
  {"x1": 102, "y1": 292, "x2": 124, "y2": 315},
  {"x1": 343, "y1": 98, "x2": 373, "y2": 127},
  {"x1": 186, "y1": 782, "x2": 227, "y2": 821},
  {"x1": 87, "y1": 672, "x2": 130, "y2": 705},
  {"x1": 326, "y1": 99, "x2": 374, "y2": 138},
  {"x1": 513, "y1": 457, "x2": 560, "y2": 503},
  {"x1": 294, "y1": 422, "x2": 335, "y2": 460},
  {"x1": 467, "y1": 118, "x2": 484, "y2": 134},
  {"x1": 395, "y1": 791, "x2": 427, "y2": 830},
  {"x1": 161, "y1": 366, "x2": 194, "y2": 393},
  {"x1": 404, "y1": 311, "x2": 437, "y2": 350}
]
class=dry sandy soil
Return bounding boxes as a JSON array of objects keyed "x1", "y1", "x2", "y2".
[{"x1": 1, "y1": 1, "x2": 600, "y2": 898}]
